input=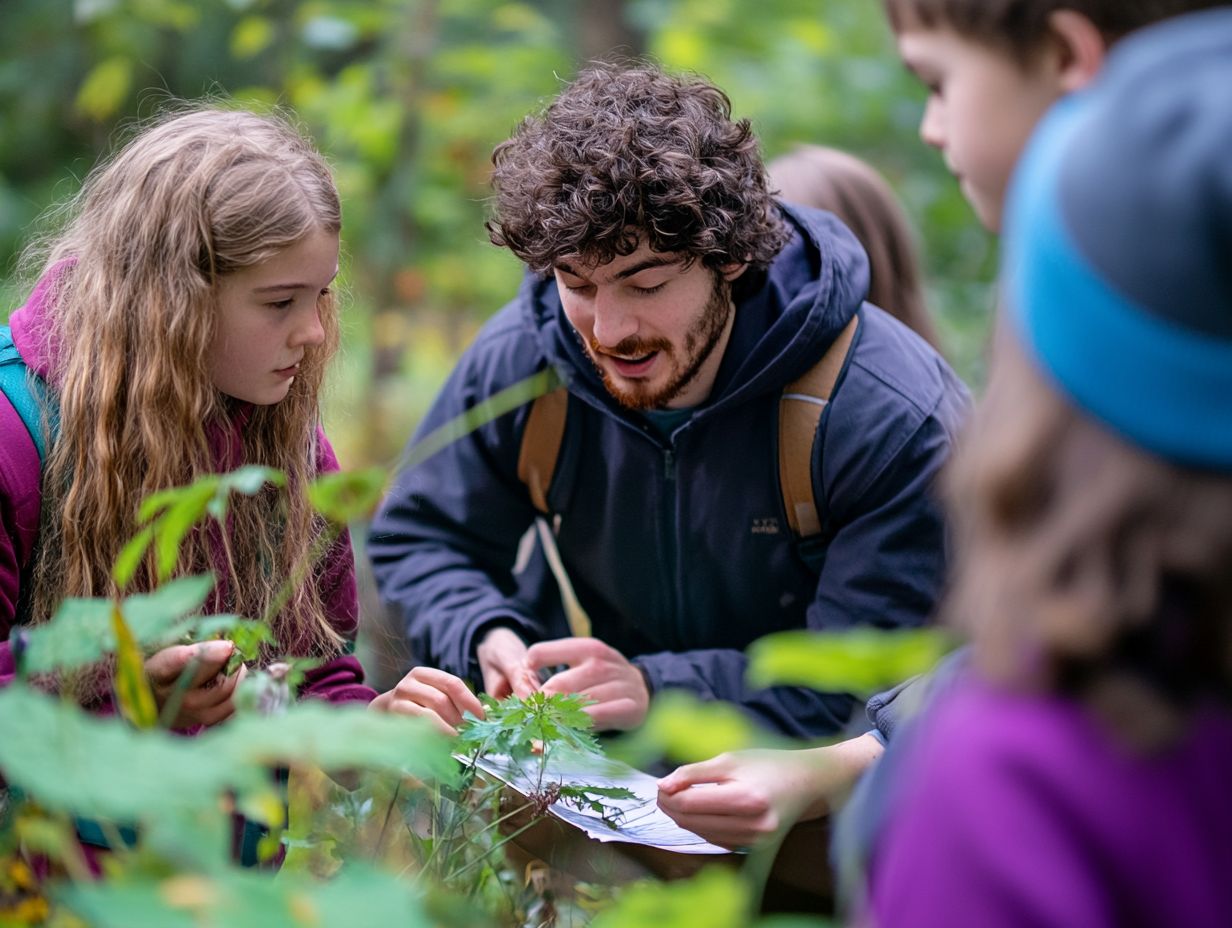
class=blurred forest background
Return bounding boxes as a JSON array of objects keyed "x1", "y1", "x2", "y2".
[{"x1": 0, "y1": 0, "x2": 997, "y2": 471}]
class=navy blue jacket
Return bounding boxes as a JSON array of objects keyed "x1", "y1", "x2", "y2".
[{"x1": 369, "y1": 204, "x2": 970, "y2": 738}]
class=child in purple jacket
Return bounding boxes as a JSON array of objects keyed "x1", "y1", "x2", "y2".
[
  {"x1": 867, "y1": 10, "x2": 1232, "y2": 926},
  {"x1": 0, "y1": 107, "x2": 462, "y2": 727}
]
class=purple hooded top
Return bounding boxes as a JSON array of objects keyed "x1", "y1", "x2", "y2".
[
  {"x1": 866, "y1": 679, "x2": 1232, "y2": 928},
  {"x1": 0, "y1": 270, "x2": 376, "y2": 706}
]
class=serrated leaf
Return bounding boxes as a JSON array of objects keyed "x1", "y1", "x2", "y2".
[
  {"x1": 111, "y1": 606, "x2": 158, "y2": 729},
  {"x1": 746, "y1": 628, "x2": 952, "y2": 695},
  {"x1": 307, "y1": 467, "x2": 387, "y2": 524}
]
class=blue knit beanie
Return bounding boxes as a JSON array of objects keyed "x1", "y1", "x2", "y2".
[{"x1": 1003, "y1": 7, "x2": 1232, "y2": 470}]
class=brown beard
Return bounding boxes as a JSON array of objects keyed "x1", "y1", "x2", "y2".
[{"x1": 587, "y1": 273, "x2": 732, "y2": 411}]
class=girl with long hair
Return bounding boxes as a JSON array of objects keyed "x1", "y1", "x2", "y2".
[{"x1": 0, "y1": 106, "x2": 376, "y2": 724}]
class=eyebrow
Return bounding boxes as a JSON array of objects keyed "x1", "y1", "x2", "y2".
[
  {"x1": 253, "y1": 271, "x2": 339, "y2": 293},
  {"x1": 555, "y1": 256, "x2": 680, "y2": 281}
]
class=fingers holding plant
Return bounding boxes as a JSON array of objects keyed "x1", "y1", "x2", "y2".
[
  {"x1": 371, "y1": 666, "x2": 485, "y2": 736},
  {"x1": 527, "y1": 637, "x2": 650, "y2": 731},
  {"x1": 144, "y1": 640, "x2": 246, "y2": 728}
]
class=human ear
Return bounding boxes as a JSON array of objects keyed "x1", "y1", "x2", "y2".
[
  {"x1": 720, "y1": 262, "x2": 749, "y2": 282},
  {"x1": 1047, "y1": 10, "x2": 1108, "y2": 93}
]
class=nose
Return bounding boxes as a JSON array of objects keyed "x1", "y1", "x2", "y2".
[
  {"x1": 919, "y1": 97, "x2": 945, "y2": 151},
  {"x1": 292, "y1": 303, "x2": 326, "y2": 348},
  {"x1": 590, "y1": 288, "x2": 638, "y2": 349}
]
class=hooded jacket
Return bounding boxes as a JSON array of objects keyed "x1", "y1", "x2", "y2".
[
  {"x1": 0, "y1": 270, "x2": 375, "y2": 706},
  {"x1": 370, "y1": 204, "x2": 969, "y2": 737}
]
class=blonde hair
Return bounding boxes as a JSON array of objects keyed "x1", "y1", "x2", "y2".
[
  {"x1": 945, "y1": 336, "x2": 1232, "y2": 737},
  {"x1": 768, "y1": 145, "x2": 941, "y2": 351},
  {"x1": 26, "y1": 106, "x2": 345, "y2": 663}
]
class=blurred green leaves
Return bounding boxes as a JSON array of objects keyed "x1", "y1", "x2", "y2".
[
  {"x1": 20, "y1": 574, "x2": 216, "y2": 675},
  {"x1": 747, "y1": 627, "x2": 952, "y2": 695}
]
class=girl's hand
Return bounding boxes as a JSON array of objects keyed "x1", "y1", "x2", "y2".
[
  {"x1": 370, "y1": 666, "x2": 485, "y2": 736},
  {"x1": 144, "y1": 640, "x2": 247, "y2": 728},
  {"x1": 656, "y1": 734, "x2": 885, "y2": 849}
]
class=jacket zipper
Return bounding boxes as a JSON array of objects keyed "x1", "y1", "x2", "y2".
[{"x1": 661, "y1": 444, "x2": 681, "y2": 650}]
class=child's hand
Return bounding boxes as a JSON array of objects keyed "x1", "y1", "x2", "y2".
[
  {"x1": 656, "y1": 734, "x2": 884, "y2": 849},
  {"x1": 370, "y1": 666, "x2": 485, "y2": 736},
  {"x1": 144, "y1": 640, "x2": 248, "y2": 728}
]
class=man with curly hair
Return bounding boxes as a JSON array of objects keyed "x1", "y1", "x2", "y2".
[{"x1": 370, "y1": 63, "x2": 969, "y2": 739}]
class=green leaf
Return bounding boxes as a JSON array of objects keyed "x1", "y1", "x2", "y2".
[
  {"x1": 611, "y1": 690, "x2": 785, "y2": 767},
  {"x1": 590, "y1": 866, "x2": 749, "y2": 928},
  {"x1": 57, "y1": 866, "x2": 434, "y2": 928},
  {"x1": 22, "y1": 575, "x2": 216, "y2": 674},
  {"x1": 746, "y1": 628, "x2": 953, "y2": 695},
  {"x1": 153, "y1": 481, "x2": 219, "y2": 581},
  {"x1": 457, "y1": 690, "x2": 600, "y2": 762},
  {"x1": 75, "y1": 56, "x2": 132, "y2": 121},
  {"x1": 0, "y1": 687, "x2": 456, "y2": 828},
  {"x1": 307, "y1": 467, "x2": 387, "y2": 524},
  {"x1": 0, "y1": 685, "x2": 267, "y2": 823},
  {"x1": 113, "y1": 524, "x2": 155, "y2": 590},
  {"x1": 111, "y1": 605, "x2": 158, "y2": 729},
  {"x1": 209, "y1": 702, "x2": 459, "y2": 786}
]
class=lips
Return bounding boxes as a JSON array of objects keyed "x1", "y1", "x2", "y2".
[
  {"x1": 608, "y1": 351, "x2": 659, "y2": 378},
  {"x1": 274, "y1": 362, "x2": 301, "y2": 378}
]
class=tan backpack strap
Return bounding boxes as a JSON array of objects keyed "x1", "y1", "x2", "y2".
[
  {"x1": 517, "y1": 385, "x2": 569, "y2": 514},
  {"x1": 778, "y1": 314, "x2": 860, "y2": 538}
]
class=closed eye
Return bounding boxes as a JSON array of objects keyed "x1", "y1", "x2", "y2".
[
  {"x1": 267, "y1": 298, "x2": 294, "y2": 310},
  {"x1": 631, "y1": 282, "x2": 666, "y2": 296}
]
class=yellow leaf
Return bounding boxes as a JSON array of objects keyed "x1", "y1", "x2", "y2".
[{"x1": 111, "y1": 606, "x2": 158, "y2": 729}]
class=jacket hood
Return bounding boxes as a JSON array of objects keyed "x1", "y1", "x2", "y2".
[
  {"x1": 521, "y1": 202, "x2": 870, "y2": 414},
  {"x1": 7, "y1": 262, "x2": 68, "y2": 383}
]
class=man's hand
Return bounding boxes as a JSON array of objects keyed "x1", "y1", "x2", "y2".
[
  {"x1": 655, "y1": 733, "x2": 885, "y2": 849},
  {"x1": 476, "y1": 626, "x2": 540, "y2": 699},
  {"x1": 525, "y1": 637, "x2": 649, "y2": 731},
  {"x1": 145, "y1": 640, "x2": 246, "y2": 729},
  {"x1": 370, "y1": 666, "x2": 486, "y2": 736}
]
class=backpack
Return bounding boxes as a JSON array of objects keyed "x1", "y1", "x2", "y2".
[
  {"x1": 0, "y1": 324, "x2": 52, "y2": 462},
  {"x1": 517, "y1": 312, "x2": 861, "y2": 538}
]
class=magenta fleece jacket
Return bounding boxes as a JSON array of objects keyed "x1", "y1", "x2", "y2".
[{"x1": 0, "y1": 272, "x2": 376, "y2": 706}]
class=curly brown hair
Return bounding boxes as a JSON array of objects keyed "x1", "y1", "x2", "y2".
[{"x1": 487, "y1": 62, "x2": 790, "y2": 273}]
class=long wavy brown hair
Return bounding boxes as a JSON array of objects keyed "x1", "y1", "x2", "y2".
[
  {"x1": 24, "y1": 106, "x2": 345, "y2": 662},
  {"x1": 945, "y1": 336, "x2": 1232, "y2": 742}
]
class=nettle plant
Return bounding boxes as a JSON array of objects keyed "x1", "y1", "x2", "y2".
[{"x1": 0, "y1": 373, "x2": 949, "y2": 928}]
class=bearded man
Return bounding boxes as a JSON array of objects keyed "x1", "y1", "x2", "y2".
[{"x1": 369, "y1": 63, "x2": 969, "y2": 738}]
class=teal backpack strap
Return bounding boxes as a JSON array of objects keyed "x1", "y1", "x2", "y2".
[{"x1": 0, "y1": 324, "x2": 53, "y2": 462}]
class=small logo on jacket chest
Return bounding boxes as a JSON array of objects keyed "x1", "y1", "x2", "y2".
[{"x1": 751, "y1": 517, "x2": 781, "y2": 536}]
